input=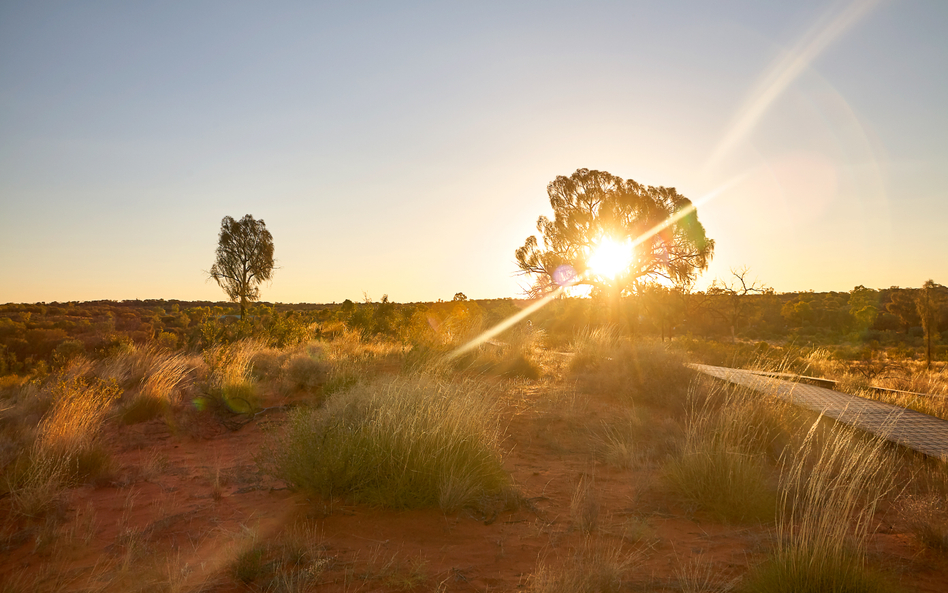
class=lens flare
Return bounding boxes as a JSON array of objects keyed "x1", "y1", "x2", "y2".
[{"x1": 703, "y1": 0, "x2": 882, "y2": 175}]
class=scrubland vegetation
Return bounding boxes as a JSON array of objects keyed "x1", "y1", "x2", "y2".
[{"x1": 1, "y1": 290, "x2": 947, "y2": 591}]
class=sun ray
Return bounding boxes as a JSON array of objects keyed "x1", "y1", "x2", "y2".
[
  {"x1": 703, "y1": 0, "x2": 883, "y2": 175},
  {"x1": 447, "y1": 174, "x2": 750, "y2": 361}
]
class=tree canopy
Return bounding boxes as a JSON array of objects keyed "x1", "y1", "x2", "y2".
[
  {"x1": 209, "y1": 214, "x2": 275, "y2": 318},
  {"x1": 515, "y1": 168, "x2": 714, "y2": 297}
]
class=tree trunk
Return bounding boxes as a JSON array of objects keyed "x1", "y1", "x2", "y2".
[{"x1": 927, "y1": 330, "x2": 933, "y2": 371}]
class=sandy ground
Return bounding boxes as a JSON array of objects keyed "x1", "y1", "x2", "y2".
[{"x1": 3, "y1": 366, "x2": 948, "y2": 592}]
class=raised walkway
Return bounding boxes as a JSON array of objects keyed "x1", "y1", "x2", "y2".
[{"x1": 690, "y1": 364, "x2": 948, "y2": 461}]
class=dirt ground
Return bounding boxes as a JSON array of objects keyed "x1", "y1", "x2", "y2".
[{"x1": 3, "y1": 361, "x2": 948, "y2": 592}]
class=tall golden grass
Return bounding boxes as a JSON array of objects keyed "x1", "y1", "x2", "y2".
[
  {"x1": 743, "y1": 414, "x2": 899, "y2": 592},
  {"x1": 5, "y1": 377, "x2": 120, "y2": 516},
  {"x1": 665, "y1": 380, "x2": 778, "y2": 523}
]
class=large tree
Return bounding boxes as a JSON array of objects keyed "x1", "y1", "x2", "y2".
[
  {"x1": 209, "y1": 214, "x2": 275, "y2": 319},
  {"x1": 515, "y1": 168, "x2": 714, "y2": 297}
]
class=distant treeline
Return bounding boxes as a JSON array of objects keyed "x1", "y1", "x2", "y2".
[{"x1": 1, "y1": 284, "x2": 945, "y2": 376}]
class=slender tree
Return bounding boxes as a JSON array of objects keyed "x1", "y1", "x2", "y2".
[
  {"x1": 707, "y1": 266, "x2": 771, "y2": 343},
  {"x1": 209, "y1": 214, "x2": 275, "y2": 319},
  {"x1": 916, "y1": 279, "x2": 947, "y2": 370}
]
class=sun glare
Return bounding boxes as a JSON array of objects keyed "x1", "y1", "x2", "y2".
[{"x1": 587, "y1": 236, "x2": 633, "y2": 279}]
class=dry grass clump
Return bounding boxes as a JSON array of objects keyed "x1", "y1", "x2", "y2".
[
  {"x1": 449, "y1": 340, "x2": 543, "y2": 380},
  {"x1": 248, "y1": 345, "x2": 287, "y2": 382},
  {"x1": 5, "y1": 377, "x2": 120, "y2": 517},
  {"x1": 530, "y1": 539, "x2": 636, "y2": 593},
  {"x1": 741, "y1": 417, "x2": 899, "y2": 593},
  {"x1": 120, "y1": 352, "x2": 194, "y2": 424},
  {"x1": 898, "y1": 494, "x2": 948, "y2": 551},
  {"x1": 199, "y1": 340, "x2": 263, "y2": 414},
  {"x1": 665, "y1": 381, "x2": 777, "y2": 523},
  {"x1": 283, "y1": 346, "x2": 329, "y2": 393},
  {"x1": 568, "y1": 326, "x2": 620, "y2": 373},
  {"x1": 570, "y1": 332, "x2": 693, "y2": 411},
  {"x1": 318, "y1": 330, "x2": 407, "y2": 395},
  {"x1": 590, "y1": 412, "x2": 641, "y2": 469},
  {"x1": 588, "y1": 405, "x2": 682, "y2": 468},
  {"x1": 97, "y1": 343, "x2": 159, "y2": 388},
  {"x1": 263, "y1": 374, "x2": 513, "y2": 511},
  {"x1": 570, "y1": 473, "x2": 601, "y2": 533}
]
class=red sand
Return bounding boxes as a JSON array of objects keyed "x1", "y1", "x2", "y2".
[{"x1": 3, "y1": 375, "x2": 947, "y2": 592}]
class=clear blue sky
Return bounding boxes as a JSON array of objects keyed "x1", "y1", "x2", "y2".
[{"x1": 1, "y1": 1, "x2": 945, "y2": 304}]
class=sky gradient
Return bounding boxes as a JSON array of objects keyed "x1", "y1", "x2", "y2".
[{"x1": 1, "y1": 1, "x2": 946, "y2": 304}]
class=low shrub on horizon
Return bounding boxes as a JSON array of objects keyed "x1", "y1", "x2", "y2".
[{"x1": 262, "y1": 374, "x2": 514, "y2": 512}]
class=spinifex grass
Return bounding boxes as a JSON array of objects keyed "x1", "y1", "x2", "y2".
[
  {"x1": 530, "y1": 537, "x2": 638, "y2": 593},
  {"x1": 121, "y1": 352, "x2": 193, "y2": 424},
  {"x1": 264, "y1": 374, "x2": 513, "y2": 511},
  {"x1": 570, "y1": 333, "x2": 694, "y2": 412},
  {"x1": 200, "y1": 340, "x2": 263, "y2": 414},
  {"x1": 742, "y1": 416, "x2": 900, "y2": 593},
  {"x1": 6, "y1": 376, "x2": 120, "y2": 516},
  {"x1": 665, "y1": 381, "x2": 778, "y2": 523}
]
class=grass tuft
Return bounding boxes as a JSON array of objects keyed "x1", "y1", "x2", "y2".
[
  {"x1": 530, "y1": 539, "x2": 635, "y2": 593},
  {"x1": 665, "y1": 381, "x2": 777, "y2": 523},
  {"x1": 5, "y1": 376, "x2": 120, "y2": 516},
  {"x1": 742, "y1": 416, "x2": 899, "y2": 592},
  {"x1": 263, "y1": 374, "x2": 513, "y2": 511}
]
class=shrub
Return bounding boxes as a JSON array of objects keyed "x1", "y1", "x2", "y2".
[
  {"x1": 264, "y1": 375, "x2": 513, "y2": 511},
  {"x1": 284, "y1": 350, "x2": 329, "y2": 392}
]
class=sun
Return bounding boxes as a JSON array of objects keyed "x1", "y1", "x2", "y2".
[{"x1": 587, "y1": 236, "x2": 633, "y2": 279}]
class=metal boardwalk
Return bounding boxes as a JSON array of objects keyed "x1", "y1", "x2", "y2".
[{"x1": 690, "y1": 364, "x2": 948, "y2": 461}]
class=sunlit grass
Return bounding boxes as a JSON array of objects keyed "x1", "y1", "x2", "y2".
[
  {"x1": 665, "y1": 380, "x2": 778, "y2": 523},
  {"x1": 263, "y1": 374, "x2": 514, "y2": 512},
  {"x1": 742, "y1": 415, "x2": 900, "y2": 592},
  {"x1": 5, "y1": 376, "x2": 120, "y2": 517}
]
